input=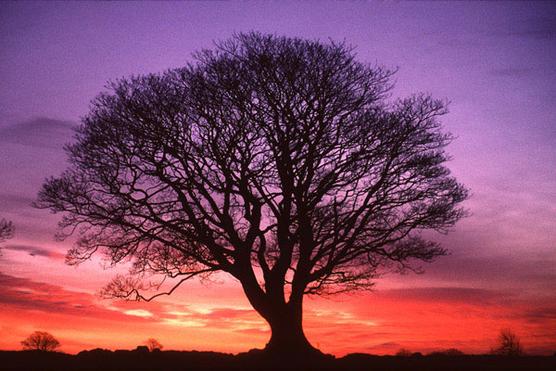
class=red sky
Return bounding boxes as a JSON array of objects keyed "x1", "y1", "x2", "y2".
[{"x1": 1, "y1": 1, "x2": 555, "y2": 356}]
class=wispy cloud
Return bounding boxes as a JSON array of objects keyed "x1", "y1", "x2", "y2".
[
  {"x1": 2, "y1": 244, "x2": 65, "y2": 260},
  {"x1": 490, "y1": 67, "x2": 534, "y2": 78},
  {"x1": 422, "y1": 253, "x2": 556, "y2": 294},
  {"x1": 160, "y1": 305, "x2": 265, "y2": 331},
  {"x1": 0, "y1": 193, "x2": 35, "y2": 213},
  {"x1": 378, "y1": 287, "x2": 507, "y2": 305},
  {"x1": 124, "y1": 309, "x2": 154, "y2": 318},
  {"x1": 0, "y1": 273, "x2": 150, "y2": 323},
  {"x1": 509, "y1": 16, "x2": 556, "y2": 40},
  {"x1": 0, "y1": 117, "x2": 75, "y2": 149}
]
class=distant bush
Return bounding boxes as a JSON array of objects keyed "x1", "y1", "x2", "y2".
[
  {"x1": 134, "y1": 345, "x2": 149, "y2": 353},
  {"x1": 429, "y1": 348, "x2": 465, "y2": 356},
  {"x1": 395, "y1": 348, "x2": 412, "y2": 357}
]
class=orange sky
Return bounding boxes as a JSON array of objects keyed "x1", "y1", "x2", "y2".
[{"x1": 1, "y1": 246, "x2": 554, "y2": 356}]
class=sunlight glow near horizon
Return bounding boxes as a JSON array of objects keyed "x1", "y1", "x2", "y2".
[{"x1": 0, "y1": 1, "x2": 555, "y2": 356}]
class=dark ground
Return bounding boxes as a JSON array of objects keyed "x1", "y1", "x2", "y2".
[{"x1": 1, "y1": 349, "x2": 555, "y2": 371}]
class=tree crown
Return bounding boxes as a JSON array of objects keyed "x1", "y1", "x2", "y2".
[{"x1": 36, "y1": 32, "x2": 467, "y2": 304}]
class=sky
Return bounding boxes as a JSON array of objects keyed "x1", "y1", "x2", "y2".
[{"x1": 1, "y1": 1, "x2": 555, "y2": 356}]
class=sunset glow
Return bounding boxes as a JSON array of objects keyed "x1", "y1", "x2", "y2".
[{"x1": 1, "y1": 1, "x2": 555, "y2": 357}]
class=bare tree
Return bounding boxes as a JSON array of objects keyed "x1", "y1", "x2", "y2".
[
  {"x1": 145, "y1": 338, "x2": 163, "y2": 352},
  {"x1": 21, "y1": 331, "x2": 60, "y2": 352},
  {"x1": 36, "y1": 33, "x2": 467, "y2": 356},
  {"x1": 491, "y1": 329, "x2": 524, "y2": 356},
  {"x1": 0, "y1": 218, "x2": 14, "y2": 244}
]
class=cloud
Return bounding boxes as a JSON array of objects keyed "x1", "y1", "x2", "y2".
[
  {"x1": 509, "y1": 16, "x2": 556, "y2": 40},
  {"x1": 0, "y1": 273, "x2": 152, "y2": 323},
  {"x1": 2, "y1": 244, "x2": 65, "y2": 260},
  {"x1": 0, "y1": 193, "x2": 35, "y2": 213},
  {"x1": 161, "y1": 305, "x2": 265, "y2": 330},
  {"x1": 0, "y1": 117, "x2": 79, "y2": 240},
  {"x1": 0, "y1": 117, "x2": 76, "y2": 149},
  {"x1": 490, "y1": 67, "x2": 533, "y2": 78},
  {"x1": 314, "y1": 284, "x2": 556, "y2": 355},
  {"x1": 234, "y1": 327, "x2": 269, "y2": 336},
  {"x1": 124, "y1": 309, "x2": 154, "y2": 318},
  {"x1": 421, "y1": 253, "x2": 556, "y2": 294},
  {"x1": 161, "y1": 318, "x2": 206, "y2": 328},
  {"x1": 378, "y1": 287, "x2": 506, "y2": 305},
  {"x1": 203, "y1": 307, "x2": 255, "y2": 320},
  {"x1": 519, "y1": 306, "x2": 556, "y2": 324}
]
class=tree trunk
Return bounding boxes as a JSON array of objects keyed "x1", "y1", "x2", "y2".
[
  {"x1": 237, "y1": 264, "x2": 322, "y2": 359},
  {"x1": 264, "y1": 303, "x2": 315, "y2": 355}
]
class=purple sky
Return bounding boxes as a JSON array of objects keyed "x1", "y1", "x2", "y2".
[{"x1": 0, "y1": 1, "x2": 555, "y2": 354}]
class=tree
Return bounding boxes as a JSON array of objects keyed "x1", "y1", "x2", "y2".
[
  {"x1": 0, "y1": 218, "x2": 14, "y2": 244},
  {"x1": 145, "y1": 338, "x2": 163, "y2": 352},
  {"x1": 491, "y1": 329, "x2": 524, "y2": 356},
  {"x1": 36, "y1": 33, "x2": 467, "y2": 357},
  {"x1": 21, "y1": 331, "x2": 60, "y2": 351}
]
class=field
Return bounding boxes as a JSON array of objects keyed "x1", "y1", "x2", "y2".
[{"x1": 2, "y1": 349, "x2": 555, "y2": 371}]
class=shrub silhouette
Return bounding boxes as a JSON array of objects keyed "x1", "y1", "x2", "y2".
[
  {"x1": 429, "y1": 348, "x2": 464, "y2": 356},
  {"x1": 134, "y1": 345, "x2": 149, "y2": 353},
  {"x1": 21, "y1": 331, "x2": 60, "y2": 351}
]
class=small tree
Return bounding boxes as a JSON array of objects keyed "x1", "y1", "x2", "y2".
[
  {"x1": 491, "y1": 329, "x2": 524, "y2": 356},
  {"x1": 36, "y1": 32, "x2": 467, "y2": 356},
  {"x1": 145, "y1": 338, "x2": 163, "y2": 352},
  {"x1": 21, "y1": 331, "x2": 60, "y2": 352}
]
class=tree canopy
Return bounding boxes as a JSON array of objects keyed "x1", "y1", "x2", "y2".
[{"x1": 36, "y1": 33, "x2": 467, "y2": 355}]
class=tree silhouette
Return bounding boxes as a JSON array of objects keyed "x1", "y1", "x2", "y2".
[
  {"x1": 0, "y1": 218, "x2": 14, "y2": 244},
  {"x1": 36, "y1": 33, "x2": 467, "y2": 356},
  {"x1": 21, "y1": 331, "x2": 60, "y2": 352},
  {"x1": 145, "y1": 338, "x2": 163, "y2": 352},
  {"x1": 491, "y1": 329, "x2": 524, "y2": 356}
]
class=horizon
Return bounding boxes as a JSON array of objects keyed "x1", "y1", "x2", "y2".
[{"x1": 1, "y1": 1, "x2": 555, "y2": 356}]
